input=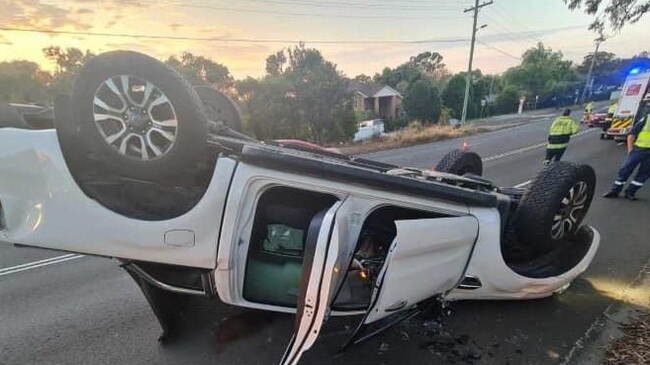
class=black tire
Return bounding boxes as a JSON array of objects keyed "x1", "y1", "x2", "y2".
[
  {"x1": 435, "y1": 149, "x2": 483, "y2": 176},
  {"x1": 514, "y1": 162, "x2": 595, "y2": 254},
  {"x1": 68, "y1": 51, "x2": 209, "y2": 185},
  {"x1": 194, "y1": 86, "x2": 243, "y2": 132}
]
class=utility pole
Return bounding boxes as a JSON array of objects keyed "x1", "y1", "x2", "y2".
[
  {"x1": 580, "y1": 34, "x2": 606, "y2": 103},
  {"x1": 461, "y1": 0, "x2": 492, "y2": 124}
]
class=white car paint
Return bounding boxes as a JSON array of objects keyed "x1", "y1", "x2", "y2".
[
  {"x1": 0, "y1": 127, "x2": 601, "y2": 365},
  {"x1": 214, "y1": 161, "x2": 469, "y2": 314},
  {"x1": 447, "y1": 206, "x2": 600, "y2": 301},
  {"x1": 353, "y1": 119, "x2": 385, "y2": 142},
  {"x1": 365, "y1": 217, "x2": 478, "y2": 323},
  {"x1": 0, "y1": 128, "x2": 232, "y2": 269}
]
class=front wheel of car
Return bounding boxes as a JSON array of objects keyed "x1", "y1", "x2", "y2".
[
  {"x1": 513, "y1": 161, "x2": 596, "y2": 255},
  {"x1": 67, "y1": 51, "x2": 209, "y2": 186}
]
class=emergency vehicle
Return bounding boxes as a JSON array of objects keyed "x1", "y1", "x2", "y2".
[{"x1": 606, "y1": 70, "x2": 650, "y2": 140}]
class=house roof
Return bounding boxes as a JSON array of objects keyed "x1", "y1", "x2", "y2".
[{"x1": 349, "y1": 80, "x2": 402, "y2": 98}]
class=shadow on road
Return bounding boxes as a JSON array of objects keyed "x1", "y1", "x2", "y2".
[{"x1": 146, "y1": 277, "x2": 623, "y2": 365}]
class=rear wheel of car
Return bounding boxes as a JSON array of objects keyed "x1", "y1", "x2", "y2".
[
  {"x1": 66, "y1": 50, "x2": 209, "y2": 186},
  {"x1": 513, "y1": 162, "x2": 595, "y2": 255},
  {"x1": 435, "y1": 149, "x2": 483, "y2": 176},
  {"x1": 194, "y1": 86, "x2": 243, "y2": 132}
]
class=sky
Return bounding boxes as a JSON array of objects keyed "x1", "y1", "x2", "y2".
[{"x1": 0, "y1": 0, "x2": 647, "y2": 79}]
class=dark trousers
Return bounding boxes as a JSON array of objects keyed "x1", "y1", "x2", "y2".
[
  {"x1": 615, "y1": 148, "x2": 650, "y2": 188},
  {"x1": 545, "y1": 148, "x2": 566, "y2": 162}
]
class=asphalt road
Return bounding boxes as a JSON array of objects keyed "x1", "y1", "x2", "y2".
[{"x1": 2, "y1": 112, "x2": 650, "y2": 365}]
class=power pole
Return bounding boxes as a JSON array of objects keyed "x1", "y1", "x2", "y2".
[
  {"x1": 461, "y1": 0, "x2": 492, "y2": 124},
  {"x1": 580, "y1": 34, "x2": 606, "y2": 103}
]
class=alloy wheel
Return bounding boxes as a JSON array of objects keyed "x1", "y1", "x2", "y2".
[{"x1": 92, "y1": 75, "x2": 178, "y2": 161}]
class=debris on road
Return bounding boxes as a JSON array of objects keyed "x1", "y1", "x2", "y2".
[{"x1": 603, "y1": 314, "x2": 650, "y2": 365}]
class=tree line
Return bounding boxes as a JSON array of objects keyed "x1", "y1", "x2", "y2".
[{"x1": 1, "y1": 44, "x2": 648, "y2": 144}]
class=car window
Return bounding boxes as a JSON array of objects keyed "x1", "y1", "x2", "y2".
[{"x1": 262, "y1": 224, "x2": 304, "y2": 256}]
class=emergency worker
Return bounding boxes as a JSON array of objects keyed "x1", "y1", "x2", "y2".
[
  {"x1": 583, "y1": 101, "x2": 594, "y2": 124},
  {"x1": 603, "y1": 104, "x2": 650, "y2": 200},
  {"x1": 603, "y1": 101, "x2": 618, "y2": 133},
  {"x1": 545, "y1": 108, "x2": 579, "y2": 163}
]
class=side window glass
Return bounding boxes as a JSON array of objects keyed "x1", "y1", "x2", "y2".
[
  {"x1": 243, "y1": 186, "x2": 338, "y2": 307},
  {"x1": 263, "y1": 224, "x2": 304, "y2": 256}
]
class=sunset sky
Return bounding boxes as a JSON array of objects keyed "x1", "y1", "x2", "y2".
[{"x1": 0, "y1": 0, "x2": 647, "y2": 79}]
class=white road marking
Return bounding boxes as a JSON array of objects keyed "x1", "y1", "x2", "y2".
[
  {"x1": 0, "y1": 254, "x2": 85, "y2": 277},
  {"x1": 0, "y1": 254, "x2": 78, "y2": 274},
  {"x1": 514, "y1": 180, "x2": 532, "y2": 188},
  {"x1": 482, "y1": 128, "x2": 598, "y2": 163}
]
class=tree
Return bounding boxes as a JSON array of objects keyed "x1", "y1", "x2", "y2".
[
  {"x1": 165, "y1": 52, "x2": 233, "y2": 89},
  {"x1": 238, "y1": 44, "x2": 355, "y2": 143},
  {"x1": 43, "y1": 46, "x2": 95, "y2": 96},
  {"x1": 409, "y1": 51, "x2": 445, "y2": 75},
  {"x1": 352, "y1": 74, "x2": 372, "y2": 84},
  {"x1": 265, "y1": 51, "x2": 287, "y2": 76},
  {"x1": 283, "y1": 44, "x2": 355, "y2": 142},
  {"x1": 576, "y1": 51, "x2": 626, "y2": 85},
  {"x1": 442, "y1": 74, "x2": 467, "y2": 119},
  {"x1": 0, "y1": 61, "x2": 50, "y2": 103},
  {"x1": 495, "y1": 86, "x2": 519, "y2": 114},
  {"x1": 374, "y1": 51, "x2": 451, "y2": 93},
  {"x1": 403, "y1": 80, "x2": 442, "y2": 123},
  {"x1": 374, "y1": 63, "x2": 423, "y2": 93},
  {"x1": 564, "y1": 0, "x2": 650, "y2": 32},
  {"x1": 503, "y1": 43, "x2": 576, "y2": 99},
  {"x1": 238, "y1": 76, "x2": 300, "y2": 139}
]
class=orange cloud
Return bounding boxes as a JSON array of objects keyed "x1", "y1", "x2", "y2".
[{"x1": 0, "y1": 0, "x2": 92, "y2": 31}]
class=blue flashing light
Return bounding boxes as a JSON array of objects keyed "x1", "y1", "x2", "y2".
[{"x1": 629, "y1": 67, "x2": 641, "y2": 75}]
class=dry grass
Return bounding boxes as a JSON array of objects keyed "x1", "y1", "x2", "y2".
[
  {"x1": 338, "y1": 123, "x2": 519, "y2": 155},
  {"x1": 603, "y1": 314, "x2": 650, "y2": 365}
]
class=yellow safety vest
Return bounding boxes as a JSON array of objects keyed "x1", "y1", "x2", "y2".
[
  {"x1": 635, "y1": 116, "x2": 650, "y2": 149},
  {"x1": 608, "y1": 104, "x2": 617, "y2": 114},
  {"x1": 548, "y1": 116, "x2": 579, "y2": 149}
]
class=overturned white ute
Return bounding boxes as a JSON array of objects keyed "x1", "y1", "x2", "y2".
[{"x1": 0, "y1": 52, "x2": 600, "y2": 365}]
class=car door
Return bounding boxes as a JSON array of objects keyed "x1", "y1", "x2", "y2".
[{"x1": 280, "y1": 211, "x2": 479, "y2": 365}]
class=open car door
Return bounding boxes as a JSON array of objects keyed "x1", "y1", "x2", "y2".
[{"x1": 279, "y1": 206, "x2": 479, "y2": 365}]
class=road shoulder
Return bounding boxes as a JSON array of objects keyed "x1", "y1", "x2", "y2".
[{"x1": 570, "y1": 259, "x2": 650, "y2": 365}]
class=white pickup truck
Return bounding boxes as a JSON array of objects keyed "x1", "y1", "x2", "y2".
[{"x1": 0, "y1": 51, "x2": 600, "y2": 365}]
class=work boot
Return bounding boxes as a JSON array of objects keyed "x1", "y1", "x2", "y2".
[
  {"x1": 602, "y1": 184, "x2": 623, "y2": 198},
  {"x1": 624, "y1": 184, "x2": 642, "y2": 201}
]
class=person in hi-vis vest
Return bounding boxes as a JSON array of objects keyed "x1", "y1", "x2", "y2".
[
  {"x1": 603, "y1": 104, "x2": 650, "y2": 200},
  {"x1": 545, "y1": 108, "x2": 579, "y2": 164}
]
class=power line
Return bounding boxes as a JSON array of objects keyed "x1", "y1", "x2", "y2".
[
  {"x1": 477, "y1": 40, "x2": 521, "y2": 60},
  {"x1": 491, "y1": 3, "x2": 544, "y2": 43},
  {"x1": 0, "y1": 25, "x2": 587, "y2": 45},
  {"x1": 224, "y1": 0, "x2": 464, "y2": 11},
  {"x1": 0, "y1": 26, "x2": 470, "y2": 44},
  {"x1": 133, "y1": 0, "x2": 468, "y2": 19},
  {"x1": 482, "y1": 11, "x2": 537, "y2": 46}
]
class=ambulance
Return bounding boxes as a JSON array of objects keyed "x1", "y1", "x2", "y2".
[{"x1": 606, "y1": 69, "x2": 650, "y2": 140}]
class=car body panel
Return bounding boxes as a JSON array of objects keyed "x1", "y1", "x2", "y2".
[
  {"x1": 364, "y1": 216, "x2": 478, "y2": 323},
  {"x1": 447, "y1": 207, "x2": 600, "y2": 300},
  {"x1": 0, "y1": 128, "x2": 233, "y2": 269},
  {"x1": 214, "y1": 161, "x2": 469, "y2": 313},
  {"x1": 279, "y1": 213, "x2": 478, "y2": 365},
  {"x1": 279, "y1": 203, "x2": 340, "y2": 365}
]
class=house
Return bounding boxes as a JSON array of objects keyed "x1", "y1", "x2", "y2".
[{"x1": 349, "y1": 81, "x2": 402, "y2": 120}]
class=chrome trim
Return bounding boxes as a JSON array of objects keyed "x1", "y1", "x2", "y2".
[
  {"x1": 124, "y1": 263, "x2": 206, "y2": 296},
  {"x1": 457, "y1": 275, "x2": 482, "y2": 290}
]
